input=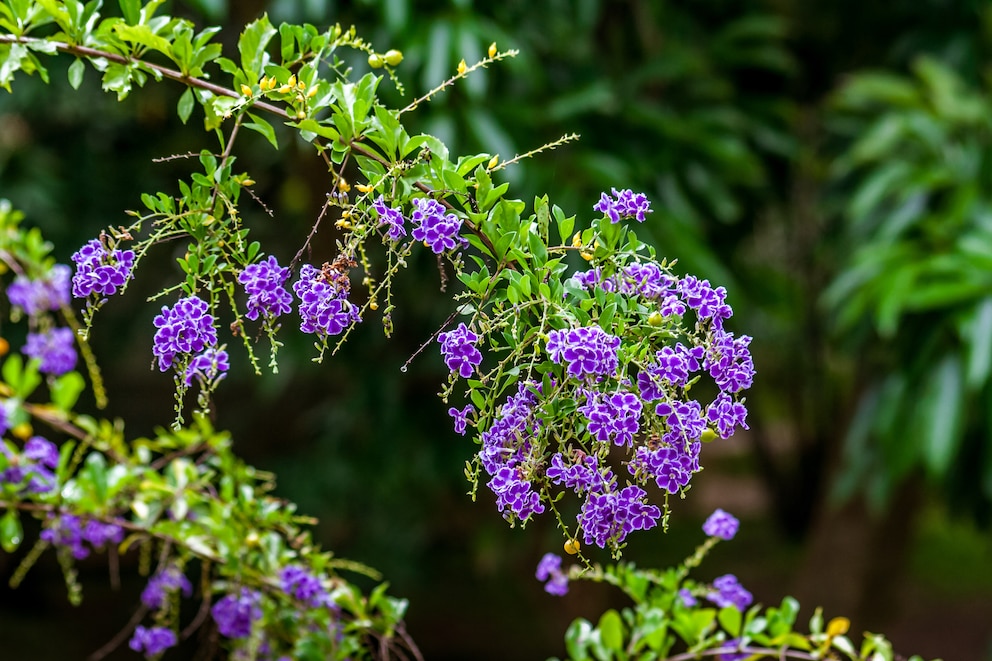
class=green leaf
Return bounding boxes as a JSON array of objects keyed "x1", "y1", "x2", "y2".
[
  {"x1": 67, "y1": 57, "x2": 84, "y2": 89},
  {"x1": 597, "y1": 609, "x2": 624, "y2": 651},
  {"x1": 113, "y1": 23, "x2": 173, "y2": 57},
  {"x1": 919, "y1": 355, "x2": 964, "y2": 477},
  {"x1": 50, "y1": 371, "x2": 85, "y2": 412},
  {"x1": 177, "y1": 86, "x2": 194, "y2": 124},
  {"x1": 244, "y1": 113, "x2": 277, "y2": 148},
  {"x1": 238, "y1": 14, "x2": 276, "y2": 85},
  {"x1": 717, "y1": 606, "x2": 742, "y2": 637},
  {"x1": 0, "y1": 510, "x2": 23, "y2": 553},
  {"x1": 118, "y1": 0, "x2": 140, "y2": 25},
  {"x1": 966, "y1": 297, "x2": 992, "y2": 388}
]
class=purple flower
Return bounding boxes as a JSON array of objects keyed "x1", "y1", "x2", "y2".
[
  {"x1": 183, "y1": 347, "x2": 230, "y2": 386},
  {"x1": 71, "y1": 238, "x2": 135, "y2": 299},
  {"x1": 578, "y1": 484, "x2": 660, "y2": 548},
  {"x1": 656, "y1": 399, "x2": 707, "y2": 447},
  {"x1": 23, "y1": 436, "x2": 59, "y2": 468},
  {"x1": 372, "y1": 195, "x2": 407, "y2": 241},
  {"x1": 129, "y1": 625, "x2": 177, "y2": 657},
  {"x1": 293, "y1": 263, "x2": 361, "y2": 338},
  {"x1": 141, "y1": 565, "x2": 193, "y2": 610},
  {"x1": 678, "y1": 588, "x2": 697, "y2": 607},
  {"x1": 211, "y1": 588, "x2": 263, "y2": 639},
  {"x1": 152, "y1": 296, "x2": 217, "y2": 372},
  {"x1": 535, "y1": 553, "x2": 569, "y2": 596},
  {"x1": 23, "y1": 328, "x2": 77, "y2": 375},
  {"x1": 410, "y1": 197, "x2": 464, "y2": 254},
  {"x1": 708, "y1": 574, "x2": 753, "y2": 611},
  {"x1": 7, "y1": 265, "x2": 71, "y2": 316},
  {"x1": 41, "y1": 514, "x2": 121, "y2": 559},
  {"x1": 279, "y1": 565, "x2": 326, "y2": 607},
  {"x1": 0, "y1": 404, "x2": 9, "y2": 437},
  {"x1": 438, "y1": 323, "x2": 483, "y2": 378},
  {"x1": 679, "y1": 276, "x2": 732, "y2": 327},
  {"x1": 704, "y1": 330, "x2": 755, "y2": 394},
  {"x1": 706, "y1": 392, "x2": 749, "y2": 439},
  {"x1": 546, "y1": 453, "x2": 613, "y2": 495},
  {"x1": 620, "y1": 262, "x2": 672, "y2": 299},
  {"x1": 594, "y1": 188, "x2": 652, "y2": 223},
  {"x1": 547, "y1": 326, "x2": 621, "y2": 379},
  {"x1": 702, "y1": 508, "x2": 739, "y2": 541},
  {"x1": 239, "y1": 255, "x2": 293, "y2": 322},
  {"x1": 580, "y1": 389, "x2": 642, "y2": 447},
  {"x1": 448, "y1": 404, "x2": 474, "y2": 435}
]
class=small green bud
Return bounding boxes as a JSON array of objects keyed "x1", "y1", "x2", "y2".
[
  {"x1": 368, "y1": 53, "x2": 384, "y2": 69},
  {"x1": 648, "y1": 311, "x2": 664, "y2": 327},
  {"x1": 383, "y1": 49, "x2": 404, "y2": 66}
]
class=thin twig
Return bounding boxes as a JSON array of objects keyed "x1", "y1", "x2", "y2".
[{"x1": 87, "y1": 603, "x2": 150, "y2": 661}]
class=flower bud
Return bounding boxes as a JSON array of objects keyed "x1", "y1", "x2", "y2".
[
  {"x1": 368, "y1": 53, "x2": 384, "y2": 69},
  {"x1": 488, "y1": 42, "x2": 497, "y2": 58},
  {"x1": 487, "y1": 154, "x2": 499, "y2": 169},
  {"x1": 383, "y1": 49, "x2": 403, "y2": 66},
  {"x1": 457, "y1": 59, "x2": 467, "y2": 75}
]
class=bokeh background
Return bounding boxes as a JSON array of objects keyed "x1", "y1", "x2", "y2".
[{"x1": 2, "y1": 0, "x2": 992, "y2": 659}]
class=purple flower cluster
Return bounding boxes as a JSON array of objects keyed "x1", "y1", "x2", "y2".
[
  {"x1": 702, "y1": 508, "x2": 739, "y2": 541},
  {"x1": 448, "y1": 404, "x2": 474, "y2": 435},
  {"x1": 707, "y1": 574, "x2": 753, "y2": 611},
  {"x1": 578, "y1": 484, "x2": 661, "y2": 548},
  {"x1": 438, "y1": 323, "x2": 483, "y2": 378},
  {"x1": 372, "y1": 196, "x2": 407, "y2": 241},
  {"x1": 480, "y1": 384, "x2": 544, "y2": 522},
  {"x1": 141, "y1": 565, "x2": 193, "y2": 610},
  {"x1": 628, "y1": 442, "x2": 700, "y2": 495},
  {"x1": 239, "y1": 255, "x2": 293, "y2": 322},
  {"x1": 129, "y1": 626, "x2": 177, "y2": 657},
  {"x1": 410, "y1": 197, "x2": 464, "y2": 254},
  {"x1": 680, "y1": 276, "x2": 733, "y2": 328},
  {"x1": 0, "y1": 436, "x2": 59, "y2": 494},
  {"x1": 706, "y1": 392, "x2": 749, "y2": 439},
  {"x1": 704, "y1": 330, "x2": 755, "y2": 394},
  {"x1": 593, "y1": 188, "x2": 652, "y2": 223},
  {"x1": 580, "y1": 389, "x2": 642, "y2": 447},
  {"x1": 535, "y1": 553, "x2": 569, "y2": 596},
  {"x1": 279, "y1": 565, "x2": 327, "y2": 607},
  {"x1": 152, "y1": 296, "x2": 218, "y2": 372},
  {"x1": 70, "y1": 238, "x2": 135, "y2": 299},
  {"x1": 40, "y1": 513, "x2": 123, "y2": 559},
  {"x1": 293, "y1": 264, "x2": 360, "y2": 338},
  {"x1": 546, "y1": 326, "x2": 621, "y2": 379},
  {"x1": 23, "y1": 328, "x2": 77, "y2": 376},
  {"x1": 547, "y1": 452, "x2": 661, "y2": 548},
  {"x1": 212, "y1": 587, "x2": 263, "y2": 639},
  {"x1": 638, "y1": 344, "x2": 704, "y2": 397},
  {"x1": 183, "y1": 347, "x2": 230, "y2": 386},
  {"x1": 546, "y1": 452, "x2": 613, "y2": 495},
  {"x1": 7, "y1": 265, "x2": 70, "y2": 316}
]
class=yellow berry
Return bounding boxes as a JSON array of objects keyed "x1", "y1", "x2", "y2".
[
  {"x1": 307, "y1": 86, "x2": 318, "y2": 98},
  {"x1": 368, "y1": 53, "x2": 384, "y2": 69},
  {"x1": 356, "y1": 183, "x2": 373, "y2": 193},
  {"x1": 12, "y1": 422, "x2": 32, "y2": 440},
  {"x1": 647, "y1": 311, "x2": 664, "y2": 327},
  {"x1": 383, "y1": 49, "x2": 403, "y2": 66},
  {"x1": 487, "y1": 154, "x2": 499, "y2": 169},
  {"x1": 0, "y1": 337, "x2": 8, "y2": 356},
  {"x1": 457, "y1": 59, "x2": 467, "y2": 75},
  {"x1": 296, "y1": 109, "x2": 306, "y2": 119},
  {"x1": 826, "y1": 617, "x2": 850, "y2": 637},
  {"x1": 240, "y1": 84, "x2": 253, "y2": 98},
  {"x1": 287, "y1": 74, "x2": 297, "y2": 87},
  {"x1": 338, "y1": 179, "x2": 351, "y2": 192},
  {"x1": 369, "y1": 300, "x2": 379, "y2": 311},
  {"x1": 571, "y1": 232, "x2": 583, "y2": 248},
  {"x1": 278, "y1": 84, "x2": 292, "y2": 94},
  {"x1": 564, "y1": 539, "x2": 580, "y2": 555},
  {"x1": 488, "y1": 42, "x2": 497, "y2": 58},
  {"x1": 241, "y1": 178, "x2": 255, "y2": 187}
]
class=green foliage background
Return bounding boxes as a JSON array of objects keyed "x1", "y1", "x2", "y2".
[{"x1": 1, "y1": 0, "x2": 992, "y2": 659}]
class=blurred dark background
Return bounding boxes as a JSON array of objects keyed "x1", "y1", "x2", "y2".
[{"x1": 2, "y1": 0, "x2": 992, "y2": 659}]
